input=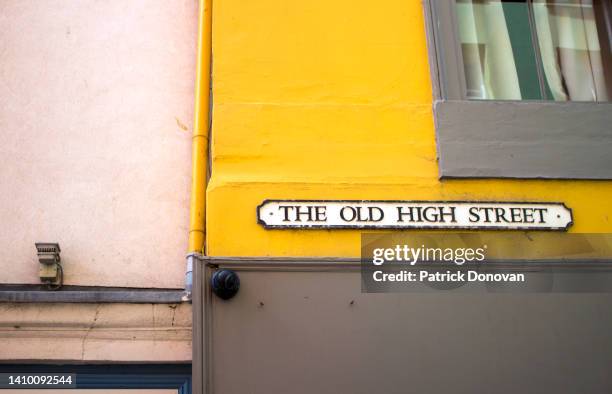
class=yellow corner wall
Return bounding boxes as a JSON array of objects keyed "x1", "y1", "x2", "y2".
[{"x1": 206, "y1": 0, "x2": 612, "y2": 257}]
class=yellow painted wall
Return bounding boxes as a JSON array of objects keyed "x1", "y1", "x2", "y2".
[{"x1": 206, "y1": 0, "x2": 612, "y2": 257}]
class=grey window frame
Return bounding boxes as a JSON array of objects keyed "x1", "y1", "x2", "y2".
[{"x1": 425, "y1": 0, "x2": 612, "y2": 179}]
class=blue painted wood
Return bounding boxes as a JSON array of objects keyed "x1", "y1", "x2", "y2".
[{"x1": 0, "y1": 364, "x2": 191, "y2": 393}]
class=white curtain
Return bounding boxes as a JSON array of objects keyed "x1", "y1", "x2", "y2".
[
  {"x1": 457, "y1": 0, "x2": 522, "y2": 100},
  {"x1": 533, "y1": 0, "x2": 609, "y2": 101}
]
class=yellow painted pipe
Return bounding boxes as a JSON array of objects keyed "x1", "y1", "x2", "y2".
[{"x1": 188, "y1": 0, "x2": 212, "y2": 254}]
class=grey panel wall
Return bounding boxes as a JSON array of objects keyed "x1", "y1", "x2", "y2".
[
  {"x1": 435, "y1": 101, "x2": 612, "y2": 179},
  {"x1": 197, "y1": 261, "x2": 612, "y2": 394}
]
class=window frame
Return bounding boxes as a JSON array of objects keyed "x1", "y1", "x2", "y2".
[{"x1": 425, "y1": 0, "x2": 612, "y2": 179}]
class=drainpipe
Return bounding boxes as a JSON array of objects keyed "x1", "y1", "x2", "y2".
[{"x1": 184, "y1": 0, "x2": 212, "y2": 302}]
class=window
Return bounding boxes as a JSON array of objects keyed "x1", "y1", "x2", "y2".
[
  {"x1": 456, "y1": 0, "x2": 612, "y2": 102},
  {"x1": 426, "y1": 0, "x2": 612, "y2": 179}
]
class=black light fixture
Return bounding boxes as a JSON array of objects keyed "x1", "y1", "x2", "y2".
[{"x1": 211, "y1": 269, "x2": 240, "y2": 300}]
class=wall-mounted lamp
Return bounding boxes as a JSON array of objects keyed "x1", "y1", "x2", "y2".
[{"x1": 35, "y1": 242, "x2": 63, "y2": 290}]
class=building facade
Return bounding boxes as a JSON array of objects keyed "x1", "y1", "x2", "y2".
[
  {"x1": 1, "y1": 1, "x2": 196, "y2": 391},
  {"x1": 195, "y1": 0, "x2": 612, "y2": 393},
  {"x1": 2, "y1": 0, "x2": 612, "y2": 393}
]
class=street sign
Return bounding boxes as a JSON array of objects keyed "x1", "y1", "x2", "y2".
[{"x1": 257, "y1": 200, "x2": 573, "y2": 230}]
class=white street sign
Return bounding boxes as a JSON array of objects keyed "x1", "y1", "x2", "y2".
[{"x1": 257, "y1": 200, "x2": 573, "y2": 231}]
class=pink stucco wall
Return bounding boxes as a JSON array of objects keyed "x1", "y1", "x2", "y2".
[{"x1": 0, "y1": 0, "x2": 197, "y2": 288}]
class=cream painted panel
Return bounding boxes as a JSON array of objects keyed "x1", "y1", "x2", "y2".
[{"x1": 0, "y1": 303, "x2": 191, "y2": 362}]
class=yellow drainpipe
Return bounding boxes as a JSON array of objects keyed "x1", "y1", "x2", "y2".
[
  {"x1": 185, "y1": 0, "x2": 212, "y2": 299},
  {"x1": 189, "y1": 0, "x2": 212, "y2": 254}
]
